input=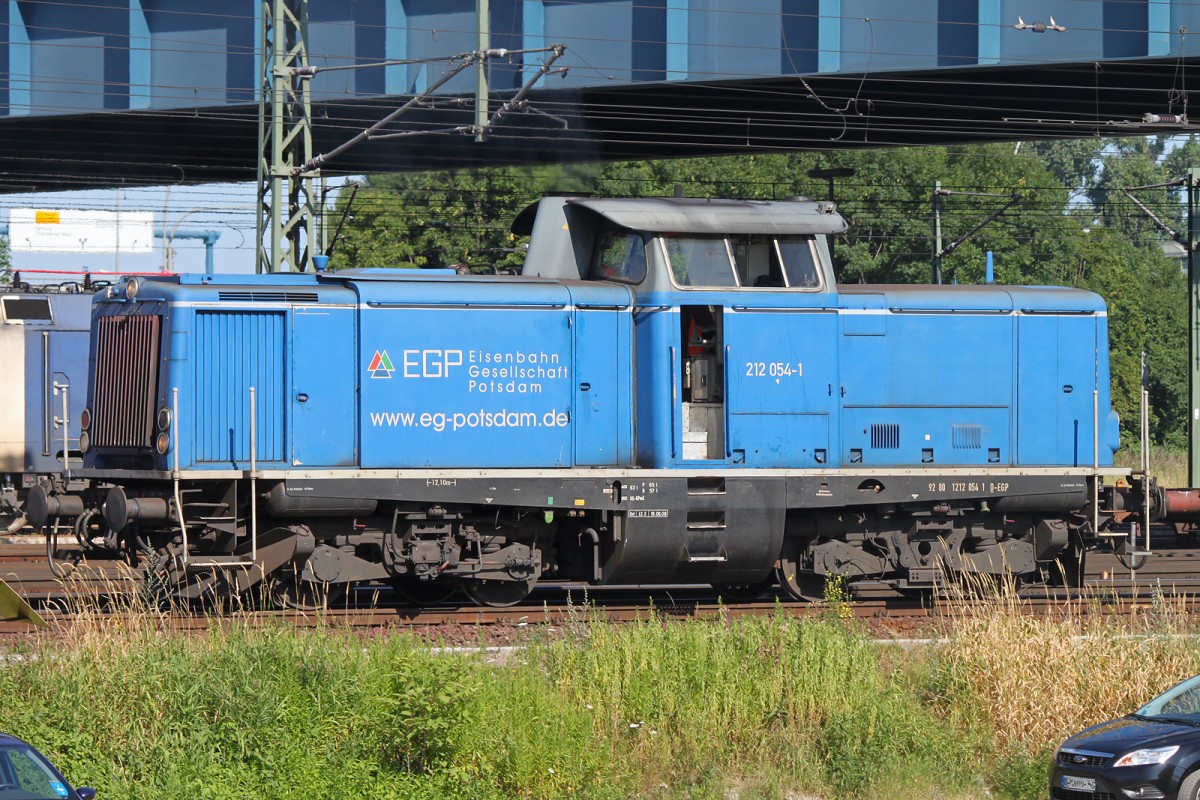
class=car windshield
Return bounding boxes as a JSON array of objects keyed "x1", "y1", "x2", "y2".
[
  {"x1": 0, "y1": 743, "x2": 69, "y2": 799},
  {"x1": 1135, "y1": 674, "x2": 1200, "y2": 722}
]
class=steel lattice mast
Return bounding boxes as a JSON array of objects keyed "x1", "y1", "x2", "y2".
[{"x1": 256, "y1": 0, "x2": 317, "y2": 274}]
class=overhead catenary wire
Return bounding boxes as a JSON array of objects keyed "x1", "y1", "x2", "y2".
[{"x1": 0, "y1": 0, "x2": 1190, "y2": 241}]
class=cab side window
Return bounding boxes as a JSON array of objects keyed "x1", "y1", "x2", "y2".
[
  {"x1": 593, "y1": 230, "x2": 647, "y2": 284},
  {"x1": 776, "y1": 237, "x2": 821, "y2": 288},
  {"x1": 664, "y1": 236, "x2": 737, "y2": 287},
  {"x1": 731, "y1": 235, "x2": 783, "y2": 287}
]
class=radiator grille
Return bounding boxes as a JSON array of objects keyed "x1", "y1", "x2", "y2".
[
  {"x1": 952, "y1": 423, "x2": 983, "y2": 449},
  {"x1": 92, "y1": 314, "x2": 161, "y2": 448},
  {"x1": 1057, "y1": 751, "x2": 1110, "y2": 768},
  {"x1": 870, "y1": 423, "x2": 900, "y2": 449}
]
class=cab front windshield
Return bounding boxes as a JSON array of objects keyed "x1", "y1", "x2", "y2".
[
  {"x1": 1135, "y1": 674, "x2": 1200, "y2": 722},
  {"x1": 0, "y1": 743, "x2": 70, "y2": 799}
]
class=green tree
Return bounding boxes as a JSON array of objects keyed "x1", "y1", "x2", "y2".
[
  {"x1": 332, "y1": 166, "x2": 582, "y2": 271},
  {"x1": 0, "y1": 237, "x2": 13, "y2": 285}
]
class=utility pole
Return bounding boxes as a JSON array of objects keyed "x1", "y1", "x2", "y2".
[
  {"x1": 931, "y1": 180, "x2": 943, "y2": 284},
  {"x1": 255, "y1": 0, "x2": 564, "y2": 273},
  {"x1": 930, "y1": 184, "x2": 1019, "y2": 285},
  {"x1": 256, "y1": 0, "x2": 318, "y2": 274},
  {"x1": 1118, "y1": 175, "x2": 1200, "y2": 484},
  {"x1": 475, "y1": 0, "x2": 489, "y2": 142},
  {"x1": 1189, "y1": 169, "x2": 1200, "y2": 484}
]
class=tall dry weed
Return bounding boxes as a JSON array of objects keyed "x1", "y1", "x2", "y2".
[{"x1": 937, "y1": 581, "x2": 1200, "y2": 751}]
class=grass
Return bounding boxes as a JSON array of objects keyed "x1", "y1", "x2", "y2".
[
  {"x1": 1117, "y1": 446, "x2": 1187, "y2": 487},
  {"x1": 3, "y1": 586, "x2": 1200, "y2": 800}
]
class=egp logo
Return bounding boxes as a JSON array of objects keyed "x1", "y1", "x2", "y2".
[
  {"x1": 403, "y1": 349, "x2": 463, "y2": 378},
  {"x1": 368, "y1": 350, "x2": 395, "y2": 379}
]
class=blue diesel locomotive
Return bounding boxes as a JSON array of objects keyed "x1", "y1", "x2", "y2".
[
  {"x1": 27, "y1": 196, "x2": 1146, "y2": 606},
  {"x1": 0, "y1": 286, "x2": 91, "y2": 533}
]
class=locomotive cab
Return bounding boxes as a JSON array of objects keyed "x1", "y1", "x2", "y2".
[{"x1": 520, "y1": 195, "x2": 845, "y2": 470}]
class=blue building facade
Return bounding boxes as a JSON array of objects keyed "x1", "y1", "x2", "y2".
[{"x1": 0, "y1": 1, "x2": 1193, "y2": 186}]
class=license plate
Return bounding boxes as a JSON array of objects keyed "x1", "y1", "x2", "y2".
[{"x1": 1061, "y1": 775, "x2": 1096, "y2": 792}]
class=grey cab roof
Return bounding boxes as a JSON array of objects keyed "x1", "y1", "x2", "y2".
[{"x1": 565, "y1": 196, "x2": 848, "y2": 236}]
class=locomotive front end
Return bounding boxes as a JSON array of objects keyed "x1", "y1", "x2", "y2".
[{"x1": 85, "y1": 277, "x2": 168, "y2": 472}]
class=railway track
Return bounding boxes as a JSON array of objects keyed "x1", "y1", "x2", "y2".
[{"x1": 2, "y1": 536, "x2": 1199, "y2": 636}]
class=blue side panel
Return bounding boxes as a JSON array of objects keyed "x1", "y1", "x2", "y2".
[
  {"x1": 290, "y1": 307, "x2": 356, "y2": 467},
  {"x1": 14, "y1": 293, "x2": 91, "y2": 473},
  {"x1": 193, "y1": 310, "x2": 285, "y2": 466},
  {"x1": 358, "y1": 303, "x2": 576, "y2": 468},
  {"x1": 22, "y1": 325, "x2": 89, "y2": 473},
  {"x1": 842, "y1": 407, "x2": 1010, "y2": 466},
  {"x1": 726, "y1": 306, "x2": 839, "y2": 467},
  {"x1": 1057, "y1": 315, "x2": 1103, "y2": 467},
  {"x1": 572, "y1": 307, "x2": 628, "y2": 466},
  {"x1": 839, "y1": 303, "x2": 1015, "y2": 466},
  {"x1": 1017, "y1": 315, "x2": 1058, "y2": 465},
  {"x1": 634, "y1": 307, "x2": 676, "y2": 468},
  {"x1": 1016, "y1": 314, "x2": 1102, "y2": 466}
]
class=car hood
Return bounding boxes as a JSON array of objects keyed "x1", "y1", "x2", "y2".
[{"x1": 1063, "y1": 715, "x2": 1200, "y2": 754}]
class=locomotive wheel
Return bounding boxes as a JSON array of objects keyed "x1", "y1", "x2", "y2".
[
  {"x1": 268, "y1": 566, "x2": 345, "y2": 611},
  {"x1": 390, "y1": 576, "x2": 458, "y2": 607},
  {"x1": 462, "y1": 577, "x2": 536, "y2": 608},
  {"x1": 1051, "y1": 543, "x2": 1087, "y2": 589},
  {"x1": 712, "y1": 578, "x2": 775, "y2": 603},
  {"x1": 775, "y1": 542, "x2": 826, "y2": 602}
]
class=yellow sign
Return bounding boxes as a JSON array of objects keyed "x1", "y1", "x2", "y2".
[
  {"x1": 0, "y1": 578, "x2": 46, "y2": 627},
  {"x1": 34, "y1": 210, "x2": 60, "y2": 225}
]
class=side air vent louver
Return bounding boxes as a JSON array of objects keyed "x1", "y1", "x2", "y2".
[
  {"x1": 952, "y1": 424, "x2": 983, "y2": 449},
  {"x1": 93, "y1": 314, "x2": 161, "y2": 447},
  {"x1": 870, "y1": 423, "x2": 900, "y2": 449},
  {"x1": 217, "y1": 291, "x2": 319, "y2": 303}
]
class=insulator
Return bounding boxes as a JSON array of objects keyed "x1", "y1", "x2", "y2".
[{"x1": 1142, "y1": 113, "x2": 1187, "y2": 125}]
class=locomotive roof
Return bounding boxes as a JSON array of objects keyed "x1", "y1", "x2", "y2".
[
  {"x1": 838, "y1": 283, "x2": 1106, "y2": 313},
  {"x1": 564, "y1": 196, "x2": 848, "y2": 236}
]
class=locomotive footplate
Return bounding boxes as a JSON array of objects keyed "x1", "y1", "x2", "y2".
[
  {"x1": 280, "y1": 470, "x2": 1091, "y2": 515},
  {"x1": 789, "y1": 472, "x2": 1090, "y2": 512}
]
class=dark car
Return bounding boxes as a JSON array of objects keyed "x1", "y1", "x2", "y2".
[
  {"x1": 1052, "y1": 674, "x2": 1200, "y2": 800},
  {"x1": 0, "y1": 733, "x2": 95, "y2": 800}
]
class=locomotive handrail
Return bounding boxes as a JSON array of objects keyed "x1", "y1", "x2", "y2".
[
  {"x1": 52, "y1": 381, "x2": 69, "y2": 478},
  {"x1": 40, "y1": 332, "x2": 50, "y2": 457},
  {"x1": 365, "y1": 301, "x2": 568, "y2": 310},
  {"x1": 723, "y1": 346, "x2": 732, "y2": 459},
  {"x1": 669, "y1": 346, "x2": 678, "y2": 459},
  {"x1": 729, "y1": 305, "x2": 838, "y2": 313},
  {"x1": 183, "y1": 386, "x2": 259, "y2": 572},
  {"x1": 889, "y1": 307, "x2": 1012, "y2": 315},
  {"x1": 250, "y1": 386, "x2": 258, "y2": 566},
  {"x1": 172, "y1": 386, "x2": 191, "y2": 570},
  {"x1": 1093, "y1": 389, "x2": 1100, "y2": 538}
]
